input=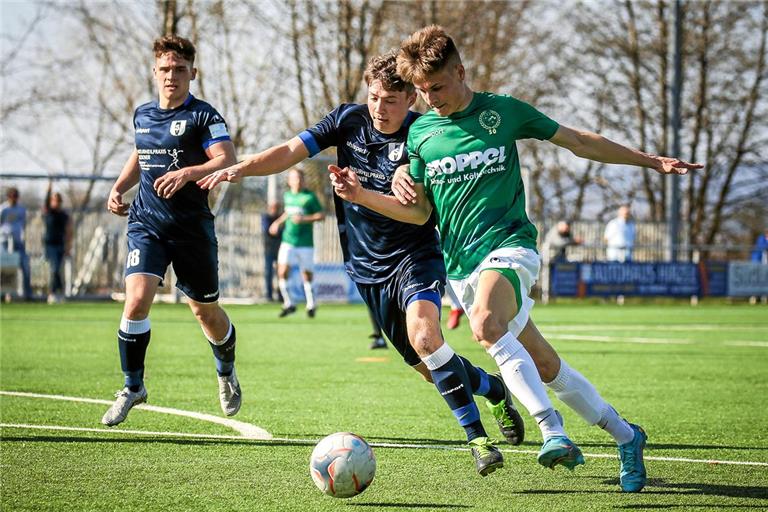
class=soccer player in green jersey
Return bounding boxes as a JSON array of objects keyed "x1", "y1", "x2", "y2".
[
  {"x1": 331, "y1": 25, "x2": 701, "y2": 492},
  {"x1": 271, "y1": 168, "x2": 324, "y2": 318}
]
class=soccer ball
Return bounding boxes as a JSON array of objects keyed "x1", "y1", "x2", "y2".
[{"x1": 309, "y1": 432, "x2": 376, "y2": 498}]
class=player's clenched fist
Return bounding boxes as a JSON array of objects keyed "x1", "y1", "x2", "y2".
[{"x1": 107, "y1": 189, "x2": 130, "y2": 216}]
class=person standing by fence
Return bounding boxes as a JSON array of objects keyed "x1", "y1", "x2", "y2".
[
  {"x1": 261, "y1": 201, "x2": 283, "y2": 302},
  {"x1": 751, "y1": 228, "x2": 768, "y2": 264},
  {"x1": 604, "y1": 205, "x2": 635, "y2": 262},
  {"x1": 0, "y1": 187, "x2": 32, "y2": 300},
  {"x1": 42, "y1": 181, "x2": 72, "y2": 303}
]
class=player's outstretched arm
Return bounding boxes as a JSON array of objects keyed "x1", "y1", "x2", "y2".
[
  {"x1": 197, "y1": 137, "x2": 310, "y2": 190},
  {"x1": 107, "y1": 149, "x2": 141, "y2": 216},
  {"x1": 155, "y1": 140, "x2": 237, "y2": 199},
  {"x1": 329, "y1": 165, "x2": 432, "y2": 225},
  {"x1": 549, "y1": 125, "x2": 703, "y2": 175}
]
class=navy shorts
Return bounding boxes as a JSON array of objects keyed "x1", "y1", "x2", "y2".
[
  {"x1": 356, "y1": 256, "x2": 446, "y2": 367},
  {"x1": 125, "y1": 222, "x2": 220, "y2": 303}
]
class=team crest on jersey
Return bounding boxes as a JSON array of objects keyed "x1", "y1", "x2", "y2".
[
  {"x1": 170, "y1": 120, "x2": 187, "y2": 136},
  {"x1": 479, "y1": 110, "x2": 501, "y2": 135},
  {"x1": 387, "y1": 143, "x2": 405, "y2": 161}
]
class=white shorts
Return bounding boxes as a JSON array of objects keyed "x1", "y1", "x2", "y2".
[
  {"x1": 448, "y1": 247, "x2": 540, "y2": 337},
  {"x1": 277, "y1": 244, "x2": 315, "y2": 273}
]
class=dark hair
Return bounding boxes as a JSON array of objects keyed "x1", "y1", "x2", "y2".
[
  {"x1": 153, "y1": 35, "x2": 196, "y2": 64},
  {"x1": 397, "y1": 25, "x2": 461, "y2": 83},
  {"x1": 364, "y1": 51, "x2": 414, "y2": 93}
]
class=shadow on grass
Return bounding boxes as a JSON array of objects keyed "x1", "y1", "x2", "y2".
[
  {"x1": 522, "y1": 478, "x2": 768, "y2": 500},
  {"x1": 350, "y1": 504, "x2": 470, "y2": 509},
  {"x1": 616, "y1": 505, "x2": 768, "y2": 509}
]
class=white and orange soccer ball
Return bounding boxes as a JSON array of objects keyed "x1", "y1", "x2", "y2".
[{"x1": 309, "y1": 432, "x2": 376, "y2": 498}]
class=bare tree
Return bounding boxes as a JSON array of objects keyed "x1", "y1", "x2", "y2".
[{"x1": 568, "y1": 0, "x2": 767, "y2": 248}]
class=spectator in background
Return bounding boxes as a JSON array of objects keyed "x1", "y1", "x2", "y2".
[
  {"x1": 544, "y1": 220, "x2": 582, "y2": 263},
  {"x1": 261, "y1": 201, "x2": 283, "y2": 302},
  {"x1": 751, "y1": 228, "x2": 768, "y2": 264},
  {"x1": 0, "y1": 187, "x2": 32, "y2": 300},
  {"x1": 42, "y1": 181, "x2": 72, "y2": 303},
  {"x1": 604, "y1": 205, "x2": 636, "y2": 262},
  {"x1": 367, "y1": 308, "x2": 387, "y2": 349},
  {"x1": 445, "y1": 284, "x2": 464, "y2": 330}
]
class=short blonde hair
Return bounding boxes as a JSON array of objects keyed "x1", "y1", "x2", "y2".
[{"x1": 396, "y1": 25, "x2": 461, "y2": 83}]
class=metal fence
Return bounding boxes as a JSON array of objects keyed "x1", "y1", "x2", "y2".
[
  {"x1": 0, "y1": 210, "x2": 343, "y2": 302},
  {"x1": 1, "y1": 212, "x2": 760, "y2": 302}
]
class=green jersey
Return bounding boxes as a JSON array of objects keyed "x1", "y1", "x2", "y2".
[
  {"x1": 408, "y1": 92, "x2": 559, "y2": 279},
  {"x1": 282, "y1": 189, "x2": 322, "y2": 248}
]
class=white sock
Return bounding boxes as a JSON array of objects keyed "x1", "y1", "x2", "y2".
[
  {"x1": 598, "y1": 405, "x2": 635, "y2": 445},
  {"x1": 537, "y1": 409, "x2": 566, "y2": 440},
  {"x1": 278, "y1": 279, "x2": 292, "y2": 308},
  {"x1": 546, "y1": 358, "x2": 634, "y2": 444},
  {"x1": 120, "y1": 316, "x2": 150, "y2": 334},
  {"x1": 487, "y1": 332, "x2": 564, "y2": 438},
  {"x1": 204, "y1": 321, "x2": 233, "y2": 345},
  {"x1": 421, "y1": 342, "x2": 454, "y2": 370},
  {"x1": 304, "y1": 281, "x2": 315, "y2": 310}
]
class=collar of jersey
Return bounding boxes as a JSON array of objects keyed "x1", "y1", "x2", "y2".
[
  {"x1": 447, "y1": 91, "x2": 480, "y2": 119},
  {"x1": 156, "y1": 93, "x2": 194, "y2": 111}
]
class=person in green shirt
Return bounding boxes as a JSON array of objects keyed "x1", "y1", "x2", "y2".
[
  {"x1": 331, "y1": 25, "x2": 701, "y2": 493},
  {"x1": 270, "y1": 168, "x2": 324, "y2": 318}
]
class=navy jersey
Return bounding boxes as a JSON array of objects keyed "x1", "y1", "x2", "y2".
[
  {"x1": 299, "y1": 103, "x2": 442, "y2": 284},
  {"x1": 130, "y1": 94, "x2": 231, "y2": 240}
]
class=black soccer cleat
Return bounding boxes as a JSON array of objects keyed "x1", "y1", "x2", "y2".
[
  {"x1": 279, "y1": 305, "x2": 296, "y2": 318},
  {"x1": 469, "y1": 437, "x2": 504, "y2": 476},
  {"x1": 369, "y1": 335, "x2": 387, "y2": 350}
]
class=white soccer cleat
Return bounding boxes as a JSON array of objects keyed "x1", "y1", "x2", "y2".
[
  {"x1": 217, "y1": 368, "x2": 241, "y2": 416},
  {"x1": 101, "y1": 386, "x2": 147, "y2": 426}
]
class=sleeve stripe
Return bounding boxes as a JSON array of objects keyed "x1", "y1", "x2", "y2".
[
  {"x1": 202, "y1": 136, "x2": 231, "y2": 149},
  {"x1": 298, "y1": 130, "x2": 321, "y2": 157}
]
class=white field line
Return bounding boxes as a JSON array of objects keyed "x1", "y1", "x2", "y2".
[
  {"x1": 2, "y1": 423, "x2": 767, "y2": 468},
  {"x1": 724, "y1": 341, "x2": 768, "y2": 348},
  {"x1": 542, "y1": 334, "x2": 693, "y2": 345},
  {"x1": 0, "y1": 391, "x2": 271, "y2": 440},
  {"x1": 539, "y1": 324, "x2": 767, "y2": 332}
]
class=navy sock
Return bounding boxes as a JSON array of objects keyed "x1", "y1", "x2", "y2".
[
  {"x1": 209, "y1": 324, "x2": 236, "y2": 376},
  {"x1": 459, "y1": 355, "x2": 506, "y2": 404},
  {"x1": 430, "y1": 354, "x2": 487, "y2": 442},
  {"x1": 118, "y1": 329, "x2": 150, "y2": 392}
]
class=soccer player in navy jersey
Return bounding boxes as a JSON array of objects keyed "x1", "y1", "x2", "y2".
[
  {"x1": 198, "y1": 52, "x2": 523, "y2": 476},
  {"x1": 102, "y1": 36, "x2": 241, "y2": 426}
]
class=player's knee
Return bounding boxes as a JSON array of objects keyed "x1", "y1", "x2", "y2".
[
  {"x1": 191, "y1": 303, "x2": 222, "y2": 327},
  {"x1": 123, "y1": 301, "x2": 151, "y2": 320},
  {"x1": 410, "y1": 328, "x2": 440, "y2": 357},
  {"x1": 469, "y1": 308, "x2": 507, "y2": 343}
]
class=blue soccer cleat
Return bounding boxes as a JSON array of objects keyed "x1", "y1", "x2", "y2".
[
  {"x1": 618, "y1": 424, "x2": 647, "y2": 492},
  {"x1": 537, "y1": 436, "x2": 585, "y2": 470}
]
